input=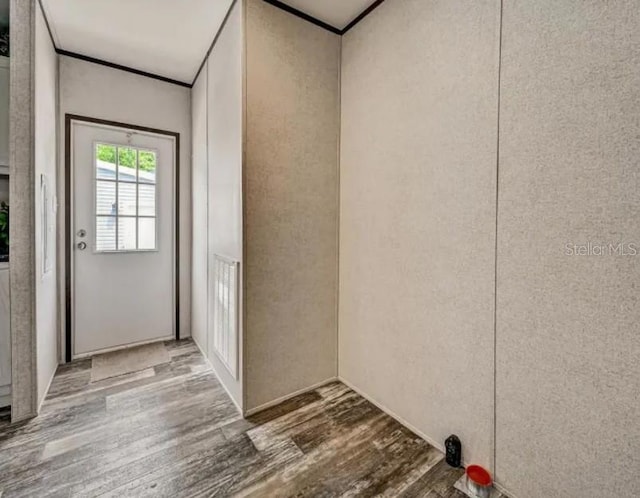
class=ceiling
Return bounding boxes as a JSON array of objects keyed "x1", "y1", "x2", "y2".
[
  {"x1": 277, "y1": 0, "x2": 378, "y2": 30},
  {"x1": 39, "y1": 0, "x2": 379, "y2": 85},
  {"x1": 40, "y1": 0, "x2": 234, "y2": 84}
]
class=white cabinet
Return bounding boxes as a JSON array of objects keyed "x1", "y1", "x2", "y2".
[
  {"x1": 0, "y1": 267, "x2": 9, "y2": 407},
  {"x1": 0, "y1": 56, "x2": 8, "y2": 174}
]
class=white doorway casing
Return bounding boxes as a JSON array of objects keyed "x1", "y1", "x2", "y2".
[
  {"x1": 69, "y1": 119, "x2": 177, "y2": 358},
  {"x1": 58, "y1": 56, "x2": 193, "y2": 361}
]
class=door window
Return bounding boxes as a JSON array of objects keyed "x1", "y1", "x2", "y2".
[{"x1": 94, "y1": 143, "x2": 158, "y2": 252}]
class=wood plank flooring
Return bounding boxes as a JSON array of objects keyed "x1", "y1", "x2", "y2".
[{"x1": 0, "y1": 339, "x2": 470, "y2": 497}]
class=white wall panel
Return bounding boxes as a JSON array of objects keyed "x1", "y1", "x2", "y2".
[
  {"x1": 59, "y1": 56, "x2": 192, "y2": 342},
  {"x1": 191, "y1": 61, "x2": 208, "y2": 352},
  {"x1": 205, "y1": 2, "x2": 244, "y2": 409},
  {"x1": 35, "y1": 2, "x2": 59, "y2": 406}
]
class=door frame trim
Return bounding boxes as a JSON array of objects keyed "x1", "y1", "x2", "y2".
[{"x1": 64, "y1": 114, "x2": 181, "y2": 362}]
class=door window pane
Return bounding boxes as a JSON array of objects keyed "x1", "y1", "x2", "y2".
[
  {"x1": 117, "y1": 182, "x2": 137, "y2": 216},
  {"x1": 96, "y1": 217, "x2": 117, "y2": 251},
  {"x1": 117, "y1": 217, "x2": 137, "y2": 250},
  {"x1": 118, "y1": 147, "x2": 137, "y2": 181},
  {"x1": 138, "y1": 184, "x2": 156, "y2": 216},
  {"x1": 138, "y1": 218, "x2": 156, "y2": 250},
  {"x1": 96, "y1": 181, "x2": 116, "y2": 215},
  {"x1": 96, "y1": 144, "x2": 117, "y2": 180},
  {"x1": 138, "y1": 150, "x2": 156, "y2": 184}
]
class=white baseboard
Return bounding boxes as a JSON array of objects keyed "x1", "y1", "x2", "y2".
[
  {"x1": 191, "y1": 336, "x2": 243, "y2": 416},
  {"x1": 192, "y1": 336, "x2": 338, "y2": 420},
  {"x1": 169, "y1": 341, "x2": 518, "y2": 497},
  {"x1": 0, "y1": 384, "x2": 10, "y2": 409},
  {"x1": 494, "y1": 481, "x2": 516, "y2": 498},
  {"x1": 338, "y1": 376, "x2": 514, "y2": 498},
  {"x1": 73, "y1": 335, "x2": 174, "y2": 359},
  {"x1": 243, "y1": 377, "x2": 338, "y2": 417},
  {"x1": 337, "y1": 376, "x2": 448, "y2": 457},
  {"x1": 38, "y1": 366, "x2": 57, "y2": 413}
]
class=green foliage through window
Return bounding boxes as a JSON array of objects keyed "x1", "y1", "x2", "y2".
[
  {"x1": 118, "y1": 148, "x2": 136, "y2": 169},
  {"x1": 138, "y1": 151, "x2": 156, "y2": 172},
  {"x1": 96, "y1": 144, "x2": 116, "y2": 164},
  {"x1": 96, "y1": 144, "x2": 156, "y2": 172}
]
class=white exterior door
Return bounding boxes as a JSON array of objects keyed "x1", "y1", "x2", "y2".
[{"x1": 72, "y1": 121, "x2": 175, "y2": 357}]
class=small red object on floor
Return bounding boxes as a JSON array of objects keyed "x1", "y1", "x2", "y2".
[{"x1": 466, "y1": 465, "x2": 492, "y2": 486}]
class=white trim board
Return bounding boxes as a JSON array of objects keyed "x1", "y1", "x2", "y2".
[
  {"x1": 337, "y1": 376, "x2": 448, "y2": 459},
  {"x1": 0, "y1": 384, "x2": 10, "y2": 408},
  {"x1": 72, "y1": 336, "x2": 173, "y2": 360},
  {"x1": 191, "y1": 335, "x2": 243, "y2": 415},
  {"x1": 243, "y1": 377, "x2": 338, "y2": 418},
  {"x1": 494, "y1": 481, "x2": 516, "y2": 498},
  {"x1": 37, "y1": 366, "x2": 56, "y2": 413},
  {"x1": 338, "y1": 376, "x2": 514, "y2": 498}
]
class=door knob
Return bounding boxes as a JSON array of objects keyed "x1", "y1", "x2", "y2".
[{"x1": 77, "y1": 242, "x2": 87, "y2": 251}]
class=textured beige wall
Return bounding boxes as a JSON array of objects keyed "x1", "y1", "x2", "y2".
[
  {"x1": 34, "y1": 2, "x2": 59, "y2": 406},
  {"x1": 244, "y1": 0, "x2": 340, "y2": 411},
  {"x1": 340, "y1": 0, "x2": 500, "y2": 467},
  {"x1": 10, "y1": 0, "x2": 38, "y2": 422},
  {"x1": 496, "y1": 1, "x2": 640, "y2": 497},
  {"x1": 206, "y1": 2, "x2": 244, "y2": 408}
]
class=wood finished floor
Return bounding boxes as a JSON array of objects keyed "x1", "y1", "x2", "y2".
[{"x1": 0, "y1": 340, "x2": 470, "y2": 497}]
